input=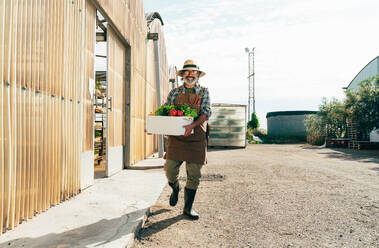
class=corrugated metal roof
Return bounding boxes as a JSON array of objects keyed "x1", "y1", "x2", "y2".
[{"x1": 345, "y1": 56, "x2": 379, "y2": 90}]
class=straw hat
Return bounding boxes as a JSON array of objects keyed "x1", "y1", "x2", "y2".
[{"x1": 176, "y1": 59, "x2": 206, "y2": 77}]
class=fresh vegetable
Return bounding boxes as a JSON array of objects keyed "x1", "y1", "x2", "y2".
[
  {"x1": 155, "y1": 104, "x2": 198, "y2": 118},
  {"x1": 155, "y1": 104, "x2": 176, "y2": 116},
  {"x1": 169, "y1": 109, "x2": 178, "y2": 116}
]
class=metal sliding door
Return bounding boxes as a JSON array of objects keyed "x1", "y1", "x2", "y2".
[{"x1": 106, "y1": 27, "x2": 126, "y2": 177}]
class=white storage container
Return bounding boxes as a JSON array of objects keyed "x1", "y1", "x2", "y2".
[
  {"x1": 146, "y1": 116, "x2": 194, "y2": 136},
  {"x1": 369, "y1": 128, "x2": 379, "y2": 142},
  {"x1": 208, "y1": 103, "x2": 247, "y2": 147}
]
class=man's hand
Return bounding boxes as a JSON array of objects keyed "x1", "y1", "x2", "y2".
[
  {"x1": 182, "y1": 114, "x2": 208, "y2": 137},
  {"x1": 183, "y1": 124, "x2": 195, "y2": 137}
]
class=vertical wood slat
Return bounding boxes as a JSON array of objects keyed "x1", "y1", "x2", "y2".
[
  {"x1": 15, "y1": 0, "x2": 25, "y2": 227},
  {"x1": 57, "y1": 0, "x2": 63, "y2": 203},
  {"x1": 71, "y1": 0, "x2": 76, "y2": 197},
  {"x1": 39, "y1": 0, "x2": 46, "y2": 213},
  {"x1": 46, "y1": 0, "x2": 52, "y2": 209},
  {"x1": 25, "y1": 0, "x2": 32, "y2": 221},
  {"x1": 29, "y1": 0, "x2": 36, "y2": 220},
  {"x1": 9, "y1": 0, "x2": 18, "y2": 230},
  {"x1": 52, "y1": 0, "x2": 57, "y2": 206},
  {"x1": 3, "y1": 0, "x2": 11, "y2": 230},
  {"x1": 20, "y1": 0, "x2": 27, "y2": 225},
  {"x1": 0, "y1": 0, "x2": 5, "y2": 234},
  {"x1": 74, "y1": 1, "x2": 79, "y2": 194},
  {"x1": 0, "y1": 81, "x2": 3, "y2": 234}
]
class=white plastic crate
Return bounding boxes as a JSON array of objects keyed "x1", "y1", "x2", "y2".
[{"x1": 146, "y1": 116, "x2": 194, "y2": 136}]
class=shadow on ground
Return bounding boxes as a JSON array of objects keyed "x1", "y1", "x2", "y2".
[
  {"x1": 136, "y1": 213, "x2": 185, "y2": 240},
  {"x1": 0, "y1": 208, "x2": 148, "y2": 248},
  {"x1": 302, "y1": 146, "x2": 379, "y2": 164},
  {"x1": 207, "y1": 146, "x2": 246, "y2": 152}
]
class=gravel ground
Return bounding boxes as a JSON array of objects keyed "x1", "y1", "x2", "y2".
[{"x1": 133, "y1": 144, "x2": 379, "y2": 248}]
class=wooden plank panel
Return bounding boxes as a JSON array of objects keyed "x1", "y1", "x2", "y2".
[
  {"x1": 0, "y1": 0, "x2": 5, "y2": 233},
  {"x1": 25, "y1": 0, "x2": 32, "y2": 220},
  {"x1": 0, "y1": 84, "x2": 4, "y2": 234},
  {"x1": 69, "y1": 102, "x2": 73, "y2": 197},
  {"x1": 40, "y1": 0, "x2": 47, "y2": 212},
  {"x1": 54, "y1": 0, "x2": 60, "y2": 206},
  {"x1": 28, "y1": 0, "x2": 36, "y2": 220},
  {"x1": 84, "y1": 0, "x2": 95, "y2": 152},
  {"x1": 69, "y1": 0, "x2": 74, "y2": 195},
  {"x1": 34, "y1": 0, "x2": 41, "y2": 216},
  {"x1": 62, "y1": 0, "x2": 66, "y2": 202},
  {"x1": 57, "y1": 0, "x2": 63, "y2": 204},
  {"x1": 26, "y1": 89, "x2": 31, "y2": 219},
  {"x1": 20, "y1": 87, "x2": 26, "y2": 222},
  {"x1": 20, "y1": 0, "x2": 28, "y2": 223},
  {"x1": 50, "y1": 0, "x2": 56, "y2": 206},
  {"x1": 15, "y1": 2, "x2": 24, "y2": 226},
  {"x1": 9, "y1": 0, "x2": 18, "y2": 230},
  {"x1": 3, "y1": 84, "x2": 11, "y2": 230},
  {"x1": 74, "y1": 1, "x2": 79, "y2": 193},
  {"x1": 16, "y1": 84, "x2": 22, "y2": 227}
]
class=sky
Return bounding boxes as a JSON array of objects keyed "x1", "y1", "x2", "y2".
[{"x1": 142, "y1": 0, "x2": 379, "y2": 129}]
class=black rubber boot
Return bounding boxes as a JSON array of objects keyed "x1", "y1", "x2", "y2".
[
  {"x1": 168, "y1": 181, "x2": 180, "y2": 206},
  {"x1": 183, "y1": 187, "x2": 199, "y2": 220}
]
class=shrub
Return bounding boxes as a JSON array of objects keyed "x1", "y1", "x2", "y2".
[{"x1": 247, "y1": 112, "x2": 259, "y2": 129}]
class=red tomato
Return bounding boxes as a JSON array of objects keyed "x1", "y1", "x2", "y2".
[
  {"x1": 177, "y1": 110, "x2": 183, "y2": 116},
  {"x1": 169, "y1": 109, "x2": 177, "y2": 116}
]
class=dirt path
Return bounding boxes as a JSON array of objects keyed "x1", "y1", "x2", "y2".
[{"x1": 133, "y1": 144, "x2": 379, "y2": 248}]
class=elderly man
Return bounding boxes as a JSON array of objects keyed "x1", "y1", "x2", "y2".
[{"x1": 163, "y1": 59, "x2": 211, "y2": 220}]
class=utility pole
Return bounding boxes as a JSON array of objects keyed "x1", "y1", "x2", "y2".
[{"x1": 245, "y1": 47, "x2": 255, "y2": 120}]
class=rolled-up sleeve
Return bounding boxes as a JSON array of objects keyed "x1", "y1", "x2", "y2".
[{"x1": 200, "y1": 88, "x2": 212, "y2": 118}]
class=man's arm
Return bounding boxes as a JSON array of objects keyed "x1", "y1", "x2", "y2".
[{"x1": 183, "y1": 114, "x2": 208, "y2": 137}]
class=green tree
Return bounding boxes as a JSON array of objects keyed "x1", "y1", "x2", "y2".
[
  {"x1": 317, "y1": 97, "x2": 347, "y2": 138},
  {"x1": 304, "y1": 114, "x2": 324, "y2": 136},
  {"x1": 247, "y1": 112, "x2": 259, "y2": 129},
  {"x1": 344, "y1": 75, "x2": 379, "y2": 137}
]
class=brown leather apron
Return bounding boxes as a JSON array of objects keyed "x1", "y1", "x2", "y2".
[{"x1": 164, "y1": 90, "x2": 207, "y2": 164}]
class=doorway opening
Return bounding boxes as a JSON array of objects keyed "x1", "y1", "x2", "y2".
[{"x1": 94, "y1": 10, "x2": 108, "y2": 178}]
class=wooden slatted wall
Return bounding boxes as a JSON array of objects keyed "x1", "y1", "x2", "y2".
[
  {"x1": 129, "y1": 0, "x2": 147, "y2": 164},
  {"x1": 0, "y1": 0, "x2": 84, "y2": 234}
]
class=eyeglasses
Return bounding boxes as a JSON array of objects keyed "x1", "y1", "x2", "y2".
[{"x1": 182, "y1": 70, "x2": 199, "y2": 74}]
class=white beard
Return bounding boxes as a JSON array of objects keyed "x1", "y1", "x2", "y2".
[{"x1": 183, "y1": 77, "x2": 198, "y2": 86}]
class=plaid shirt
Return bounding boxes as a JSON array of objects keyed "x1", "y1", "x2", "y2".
[{"x1": 165, "y1": 83, "x2": 212, "y2": 118}]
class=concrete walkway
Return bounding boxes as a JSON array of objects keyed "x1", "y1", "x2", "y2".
[{"x1": 0, "y1": 158, "x2": 166, "y2": 248}]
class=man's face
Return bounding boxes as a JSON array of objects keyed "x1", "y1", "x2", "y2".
[{"x1": 182, "y1": 70, "x2": 199, "y2": 85}]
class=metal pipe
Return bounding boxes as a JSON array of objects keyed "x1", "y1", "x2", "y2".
[
  {"x1": 248, "y1": 50, "x2": 251, "y2": 120},
  {"x1": 152, "y1": 35, "x2": 164, "y2": 158},
  {"x1": 252, "y1": 47, "x2": 256, "y2": 114}
]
